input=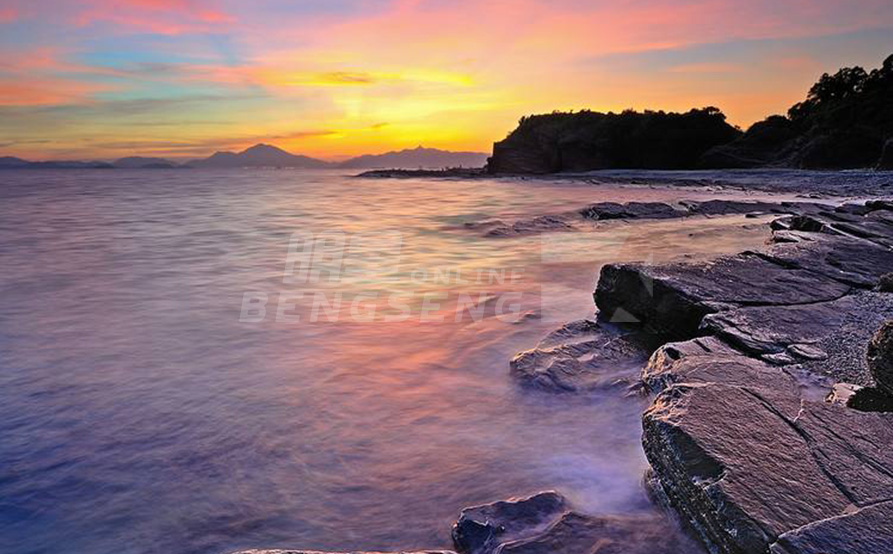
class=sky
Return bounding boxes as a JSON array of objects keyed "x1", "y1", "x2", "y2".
[{"x1": 0, "y1": 0, "x2": 891, "y2": 161}]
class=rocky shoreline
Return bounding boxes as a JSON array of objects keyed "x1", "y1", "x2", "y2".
[
  {"x1": 234, "y1": 200, "x2": 893, "y2": 554},
  {"x1": 595, "y1": 200, "x2": 893, "y2": 553},
  {"x1": 463, "y1": 198, "x2": 832, "y2": 238}
]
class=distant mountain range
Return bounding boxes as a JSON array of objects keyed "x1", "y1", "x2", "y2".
[
  {"x1": 0, "y1": 144, "x2": 489, "y2": 170},
  {"x1": 188, "y1": 143, "x2": 331, "y2": 169},
  {"x1": 337, "y1": 146, "x2": 489, "y2": 169}
]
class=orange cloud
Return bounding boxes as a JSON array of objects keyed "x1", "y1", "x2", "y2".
[
  {"x1": 3, "y1": 0, "x2": 892, "y2": 160},
  {"x1": 0, "y1": 78, "x2": 114, "y2": 106}
]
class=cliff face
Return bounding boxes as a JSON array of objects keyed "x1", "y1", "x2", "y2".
[
  {"x1": 701, "y1": 54, "x2": 893, "y2": 170},
  {"x1": 488, "y1": 108, "x2": 740, "y2": 174}
]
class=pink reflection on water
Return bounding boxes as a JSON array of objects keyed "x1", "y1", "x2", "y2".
[{"x1": 0, "y1": 169, "x2": 804, "y2": 553}]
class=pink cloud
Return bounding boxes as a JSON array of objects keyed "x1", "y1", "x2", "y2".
[{"x1": 71, "y1": 0, "x2": 236, "y2": 34}]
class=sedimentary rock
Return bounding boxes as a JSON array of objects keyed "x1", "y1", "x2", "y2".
[
  {"x1": 700, "y1": 292, "x2": 893, "y2": 384},
  {"x1": 452, "y1": 491, "x2": 568, "y2": 554},
  {"x1": 641, "y1": 339, "x2": 893, "y2": 554},
  {"x1": 468, "y1": 215, "x2": 576, "y2": 237},
  {"x1": 867, "y1": 321, "x2": 893, "y2": 395},
  {"x1": 468, "y1": 199, "x2": 832, "y2": 239},
  {"x1": 641, "y1": 337, "x2": 799, "y2": 407},
  {"x1": 590, "y1": 201, "x2": 893, "y2": 553},
  {"x1": 644, "y1": 383, "x2": 853, "y2": 554},
  {"x1": 771, "y1": 501, "x2": 893, "y2": 554},
  {"x1": 596, "y1": 201, "x2": 893, "y2": 339},
  {"x1": 595, "y1": 252, "x2": 850, "y2": 339}
]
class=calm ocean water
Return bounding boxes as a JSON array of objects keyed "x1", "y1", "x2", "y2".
[{"x1": 0, "y1": 169, "x2": 837, "y2": 554}]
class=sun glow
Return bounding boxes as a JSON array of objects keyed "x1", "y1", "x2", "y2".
[{"x1": 0, "y1": 0, "x2": 891, "y2": 160}]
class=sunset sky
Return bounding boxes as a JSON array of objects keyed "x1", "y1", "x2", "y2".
[{"x1": 1, "y1": 0, "x2": 891, "y2": 161}]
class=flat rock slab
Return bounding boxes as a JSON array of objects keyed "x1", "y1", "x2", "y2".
[
  {"x1": 701, "y1": 292, "x2": 893, "y2": 385},
  {"x1": 452, "y1": 491, "x2": 700, "y2": 554},
  {"x1": 644, "y1": 381, "x2": 852, "y2": 554},
  {"x1": 765, "y1": 229, "x2": 893, "y2": 288},
  {"x1": 595, "y1": 253, "x2": 851, "y2": 339},
  {"x1": 642, "y1": 337, "x2": 803, "y2": 417},
  {"x1": 580, "y1": 201, "x2": 686, "y2": 220},
  {"x1": 470, "y1": 199, "x2": 832, "y2": 238},
  {"x1": 771, "y1": 500, "x2": 893, "y2": 554},
  {"x1": 498, "y1": 511, "x2": 699, "y2": 554},
  {"x1": 596, "y1": 202, "x2": 893, "y2": 343},
  {"x1": 465, "y1": 215, "x2": 577, "y2": 237}
]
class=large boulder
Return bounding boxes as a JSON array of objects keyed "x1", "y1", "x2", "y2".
[{"x1": 867, "y1": 321, "x2": 893, "y2": 395}]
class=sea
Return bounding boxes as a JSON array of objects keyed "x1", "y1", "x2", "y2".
[{"x1": 0, "y1": 168, "x2": 880, "y2": 554}]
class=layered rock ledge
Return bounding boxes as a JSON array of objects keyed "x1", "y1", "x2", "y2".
[{"x1": 595, "y1": 200, "x2": 893, "y2": 553}]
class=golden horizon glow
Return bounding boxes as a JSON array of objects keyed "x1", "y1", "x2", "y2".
[{"x1": 0, "y1": 0, "x2": 891, "y2": 161}]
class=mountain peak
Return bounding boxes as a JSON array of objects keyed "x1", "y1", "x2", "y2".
[
  {"x1": 242, "y1": 143, "x2": 285, "y2": 154},
  {"x1": 189, "y1": 143, "x2": 330, "y2": 168}
]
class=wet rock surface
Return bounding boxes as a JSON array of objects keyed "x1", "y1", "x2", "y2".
[
  {"x1": 509, "y1": 320, "x2": 655, "y2": 392},
  {"x1": 452, "y1": 491, "x2": 700, "y2": 554},
  {"x1": 591, "y1": 200, "x2": 893, "y2": 553},
  {"x1": 465, "y1": 215, "x2": 577, "y2": 237},
  {"x1": 579, "y1": 201, "x2": 686, "y2": 220},
  {"x1": 466, "y1": 199, "x2": 831, "y2": 238}
]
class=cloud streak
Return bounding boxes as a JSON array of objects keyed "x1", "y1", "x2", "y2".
[{"x1": 1, "y1": 1, "x2": 891, "y2": 159}]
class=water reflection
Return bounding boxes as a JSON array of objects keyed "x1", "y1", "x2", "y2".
[{"x1": 0, "y1": 169, "x2": 798, "y2": 553}]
